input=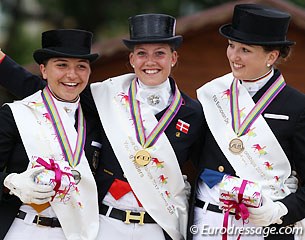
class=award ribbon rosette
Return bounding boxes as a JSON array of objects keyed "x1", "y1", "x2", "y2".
[
  {"x1": 32, "y1": 156, "x2": 75, "y2": 201},
  {"x1": 219, "y1": 175, "x2": 262, "y2": 240}
]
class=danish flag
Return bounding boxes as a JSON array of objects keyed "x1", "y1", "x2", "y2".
[{"x1": 176, "y1": 119, "x2": 190, "y2": 134}]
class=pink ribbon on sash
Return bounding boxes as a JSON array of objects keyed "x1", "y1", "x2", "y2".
[
  {"x1": 222, "y1": 180, "x2": 250, "y2": 240},
  {"x1": 36, "y1": 157, "x2": 73, "y2": 201}
]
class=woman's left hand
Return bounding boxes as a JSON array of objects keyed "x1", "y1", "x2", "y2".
[
  {"x1": 248, "y1": 194, "x2": 288, "y2": 226},
  {"x1": 285, "y1": 171, "x2": 298, "y2": 193}
]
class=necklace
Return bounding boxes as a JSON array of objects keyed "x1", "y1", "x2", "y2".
[{"x1": 242, "y1": 69, "x2": 272, "y2": 83}]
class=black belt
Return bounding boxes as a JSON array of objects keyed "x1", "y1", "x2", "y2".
[
  {"x1": 100, "y1": 204, "x2": 156, "y2": 224},
  {"x1": 195, "y1": 198, "x2": 234, "y2": 215},
  {"x1": 16, "y1": 210, "x2": 61, "y2": 228}
]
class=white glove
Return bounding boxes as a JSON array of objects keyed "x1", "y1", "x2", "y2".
[
  {"x1": 248, "y1": 194, "x2": 288, "y2": 226},
  {"x1": 4, "y1": 167, "x2": 55, "y2": 204},
  {"x1": 285, "y1": 171, "x2": 298, "y2": 193},
  {"x1": 183, "y1": 175, "x2": 191, "y2": 200}
]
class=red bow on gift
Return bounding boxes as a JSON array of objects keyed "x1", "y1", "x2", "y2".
[
  {"x1": 36, "y1": 157, "x2": 73, "y2": 201},
  {"x1": 222, "y1": 180, "x2": 250, "y2": 240}
]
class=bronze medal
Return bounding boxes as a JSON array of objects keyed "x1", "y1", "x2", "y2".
[
  {"x1": 134, "y1": 149, "x2": 151, "y2": 166},
  {"x1": 229, "y1": 138, "x2": 244, "y2": 154},
  {"x1": 71, "y1": 169, "x2": 81, "y2": 184}
]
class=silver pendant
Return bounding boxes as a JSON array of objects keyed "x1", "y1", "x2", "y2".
[{"x1": 147, "y1": 94, "x2": 160, "y2": 106}]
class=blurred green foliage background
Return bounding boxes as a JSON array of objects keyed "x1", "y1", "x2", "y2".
[{"x1": 0, "y1": 0, "x2": 304, "y2": 64}]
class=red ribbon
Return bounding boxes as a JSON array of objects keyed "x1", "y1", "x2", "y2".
[
  {"x1": 109, "y1": 179, "x2": 132, "y2": 200},
  {"x1": 222, "y1": 180, "x2": 250, "y2": 240},
  {"x1": 109, "y1": 179, "x2": 143, "y2": 207},
  {"x1": 36, "y1": 157, "x2": 73, "y2": 201}
]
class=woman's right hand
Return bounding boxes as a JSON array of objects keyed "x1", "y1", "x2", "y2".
[{"x1": 4, "y1": 167, "x2": 55, "y2": 204}]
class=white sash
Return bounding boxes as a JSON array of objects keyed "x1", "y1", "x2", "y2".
[
  {"x1": 8, "y1": 91, "x2": 99, "y2": 240},
  {"x1": 197, "y1": 73, "x2": 291, "y2": 200},
  {"x1": 91, "y1": 73, "x2": 187, "y2": 240}
]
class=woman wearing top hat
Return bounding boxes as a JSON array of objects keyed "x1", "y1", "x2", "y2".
[
  {"x1": 0, "y1": 14, "x2": 204, "y2": 239},
  {"x1": 190, "y1": 3, "x2": 305, "y2": 240},
  {"x1": 90, "y1": 13, "x2": 205, "y2": 240},
  {"x1": 0, "y1": 29, "x2": 101, "y2": 239}
]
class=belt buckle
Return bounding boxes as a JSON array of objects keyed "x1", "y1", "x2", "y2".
[
  {"x1": 124, "y1": 210, "x2": 145, "y2": 225},
  {"x1": 35, "y1": 214, "x2": 42, "y2": 226}
]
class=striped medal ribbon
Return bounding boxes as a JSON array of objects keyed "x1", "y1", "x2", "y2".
[
  {"x1": 41, "y1": 87, "x2": 86, "y2": 174},
  {"x1": 229, "y1": 75, "x2": 286, "y2": 154},
  {"x1": 129, "y1": 79, "x2": 182, "y2": 166}
]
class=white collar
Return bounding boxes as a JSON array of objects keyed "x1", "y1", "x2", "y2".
[
  {"x1": 241, "y1": 68, "x2": 274, "y2": 96},
  {"x1": 136, "y1": 78, "x2": 172, "y2": 115},
  {"x1": 52, "y1": 96, "x2": 79, "y2": 124}
]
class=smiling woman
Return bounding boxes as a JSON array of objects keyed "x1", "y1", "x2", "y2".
[
  {"x1": 40, "y1": 58, "x2": 91, "y2": 102},
  {"x1": 226, "y1": 40, "x2": 279, "y2": 81},
  {"x1": 89, "y1": 13, "x2": 205, "y2": 240},
  {"x1": 129, "y1": 43, "x2": 177, "y2": 87},
  {"x1": 0, "y1": 15, "x2": 205, "y2": 240},
  {"x1": 191, "y1": 3, "x2": 305, "y2": 240},
  {"x1": 0, "y1": 29, "x2": 101, "y2": 240}
]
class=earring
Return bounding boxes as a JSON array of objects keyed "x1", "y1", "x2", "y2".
[
  {"x1": 171, "y1": 64, "x2": 174, "y2": 67},
  {"x1": 267, "y1": 63, "x2": 271, "y2": 68},
  {"x1": 131, "y1": 64, "x2": 135, "y2": 68}
]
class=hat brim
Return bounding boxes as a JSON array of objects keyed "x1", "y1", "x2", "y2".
[
  {"x1": 122, "y1": 36, "x2": 183, "y2": 50},
  {"x1": 219, "y1": 24, "x2": 295, "y2": 46},
  {"x1": 33, "y1": 49, "x2": 99, "y2": 64}
]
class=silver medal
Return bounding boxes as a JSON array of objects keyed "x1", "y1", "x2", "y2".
[{"x1": 71, "y1": 169, "x2": 81, "y2": 184}]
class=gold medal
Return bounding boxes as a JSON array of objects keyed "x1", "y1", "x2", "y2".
[
  {"x1": 71, "y1": 169, "x2": 81, "y2": 184},
  {"x1": 229, "y1": 138, "x2": 244, "y2": 154},
  {"x1": 134, "y1": 149, "x2": 151, "y2": 166}
]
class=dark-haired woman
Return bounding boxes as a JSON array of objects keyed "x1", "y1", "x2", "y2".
[{"x1": 191, "y1": 4, "x2": 305, "y2": 240}]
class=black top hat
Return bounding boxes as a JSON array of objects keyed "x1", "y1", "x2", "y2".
[
  {"x1": 219, "y1": 4, "x2": 295, "y2": 46},
  {"x1": 123, "y1": 13, "x2": 183, "y2": 50},
  {"x1": 33, "y1": 29, "x2": 99, "y2": 64}
]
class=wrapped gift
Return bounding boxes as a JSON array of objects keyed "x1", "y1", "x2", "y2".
[
  {"x1": 31, "y1": 156, "x2": 75, "y2": 201},
  {"x1": 219, "y1": 175, "x2": 262, "y2": 212}
]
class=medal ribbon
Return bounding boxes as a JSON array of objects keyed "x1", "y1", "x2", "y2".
[
  {"x1": 41, "y1": 87, "x2": 86, "y2": 168},
  {"x1": 129, "y1": 79, "x2": 182, "y2": 148},
  {"x1": 230, "y1": 75, "x2": 286, "y2": 136}
]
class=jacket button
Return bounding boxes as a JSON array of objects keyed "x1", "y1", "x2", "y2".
[{"x1": 218, "y1": 166, "x2": 224, "y2": 172}]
